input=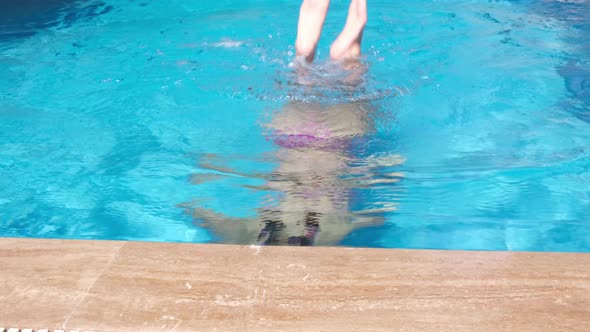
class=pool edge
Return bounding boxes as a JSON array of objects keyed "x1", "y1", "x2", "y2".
[{"x1": 1, "y1": 237, "x2": 589, "y2": 331}]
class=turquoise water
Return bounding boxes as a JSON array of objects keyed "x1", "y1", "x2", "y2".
[{"x1": 1, "y1": 0, "x2": 589, "y2": 251}]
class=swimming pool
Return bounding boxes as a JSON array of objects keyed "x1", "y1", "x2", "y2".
[{"x1": 1, "y1": 0, "x2": 589, "y2": 251}]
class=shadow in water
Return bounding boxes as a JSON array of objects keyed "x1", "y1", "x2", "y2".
[
  {"x1": 516, "y1": 0, "x2": 590, "y2": 122},
  {"x1": 0, "y1": 0, "x2": 113, "y2": 41}
]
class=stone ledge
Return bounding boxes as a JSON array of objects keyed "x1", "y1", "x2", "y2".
[{"x1": 1, "y1": 238, "x2": 589, "y2": 331}]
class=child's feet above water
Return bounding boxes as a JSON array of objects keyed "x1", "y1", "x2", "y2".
[{"x1": 295, "y1": 0, "x2": 367, "y2": 63}]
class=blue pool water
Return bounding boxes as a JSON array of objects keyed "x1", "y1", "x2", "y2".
[{"x1": 1, "y1": 0, "x2": 589, "y2": 251}]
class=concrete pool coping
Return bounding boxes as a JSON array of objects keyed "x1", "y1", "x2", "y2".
[{"x1": 1, "y1": 238, "x2": 589, "y2": 331}]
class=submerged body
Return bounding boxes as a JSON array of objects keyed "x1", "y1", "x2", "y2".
[
  {"x1": 186, "y1": 92, "x2": 404, "y2": 246},
  {"x1": 256, "y1": 100, "x2": 377, "y2": 245}
]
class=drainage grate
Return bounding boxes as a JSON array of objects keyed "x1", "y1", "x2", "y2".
[{"x1": 0, "y1": 329, "x2": 93, "y2": 332}]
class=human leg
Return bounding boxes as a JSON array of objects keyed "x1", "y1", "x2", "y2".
[
  {"x1": 295, "y1": 0, "x2": 330, "y2": 62},
  {"x1": 329, "y1": 0, "x2": 367, "y2": 61}
]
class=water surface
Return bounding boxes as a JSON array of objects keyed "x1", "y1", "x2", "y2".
[{"x1": 0, "y1": 0, "x2": 589, "y2": 251}]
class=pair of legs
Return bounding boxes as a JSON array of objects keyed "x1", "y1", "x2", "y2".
[{"x1": 295, "y1": 0, "x2": 367, "y2": 63}]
